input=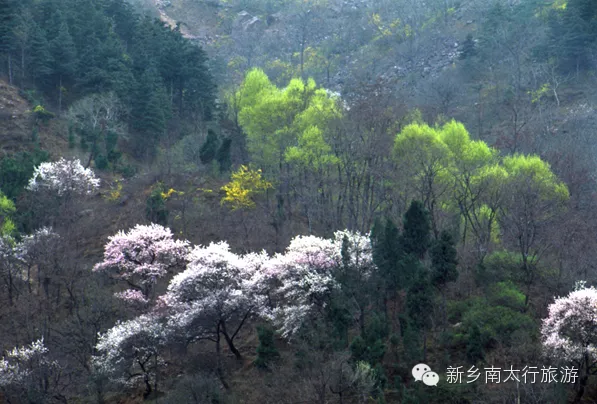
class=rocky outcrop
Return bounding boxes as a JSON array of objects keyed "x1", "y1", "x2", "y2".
[{"x1": 233, "y1": 11, "x2": 265, "y2": 32}]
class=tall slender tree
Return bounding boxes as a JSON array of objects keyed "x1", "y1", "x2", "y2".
[{"x1": 50, "y1": 21, "x2": 77, "y2": 113}]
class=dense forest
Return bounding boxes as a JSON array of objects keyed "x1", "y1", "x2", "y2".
[{"x1": 1, "y1": 0, "x2": 597, "y2": 402}]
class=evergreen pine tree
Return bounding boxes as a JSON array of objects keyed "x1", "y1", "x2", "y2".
[
  {"x1": 372, "y1": 218, "x2": 398, "y2": 287},
  {"x1": 431, "y1": 231, "x2": 459, "y2": 287},
  {"x1": 27, "y1": 23, "x2": 53, "y2": 87},
  {"x1": 0, "y1": 0, "x2": 20, "y2": 84},
  {"x1": 254, "y1": 325, "x2": 280, "y2": 370},
  {"x1": 106, "y1": 0, "x2": 138, "y2": 46},
  {"x1": 200, "y1": 130, "x2": 219, "y2": 165},
  {"x1": 50, "y1": 21, "x2": 77, "y2": 113},
  {"x1": 431, "y1": 230, "x2": 458, "y2": 330},
  {"x1": 466, "y1": 324, "x2": 484, "y2": 364},
  {"x1": 401, "y1": 201, "x2": 431, "y2": 259},
  {"x1": 406, "y1": 271, "x2": 434, "y2": 361},
  {"x1": 216, "y1": 138, "x2": 232, "y2": 173},
  {"x1": 130, "y1": 66, "x2": 169, "y2": 159}
]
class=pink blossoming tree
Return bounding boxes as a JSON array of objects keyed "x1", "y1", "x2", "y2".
[
  {"x1": 93, "y1": 224, "x2": 190, "y2": 305},
  {"x1": 541, "y1": 285, "x2": 597, "y2": 403}
]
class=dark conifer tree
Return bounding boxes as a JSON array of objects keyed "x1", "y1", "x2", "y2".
[
  {"x1": 50, "y1": 21, "x2": 77, "y2": 113},
  {"x1": 106, "y1": 0, "x2": 138, "y2": 48},
  {"x1": 254, "y1": 325, "x2": 280, "y2": 369},
  {"x1": 431, "y1": 230, "x2": 458, "y2": 330},
  {"x1": 401, "y1": 200, "x2": 431, "y2": 259},
  {"x1": 216, "y1": 138, "x2": 232, "y2": 173},
  {"x1": 200, "y1": 130, "x2": 219, "y2": 165},
  {"x1": 0, "y1": 0, "x2": 20, "y2": 84},
  {"x1": 430, "y1": 231, "x2": 458, "y2": 288},
  {"x1": 406, "y1": 271, "x2": 434, "y2": 361},
  {"x1": 466, "y1": 324, "x2": 484, "y2": 364},
  {"x1": 130, "y1": 66, "x2": 169, "y2": 159},
  {"x1": 27, "y1": 23, "x2": 53, "y2": 88}
]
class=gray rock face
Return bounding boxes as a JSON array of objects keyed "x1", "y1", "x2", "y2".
[{"x1": 233, "y1": 11, "x2": 265, "y2": 32}]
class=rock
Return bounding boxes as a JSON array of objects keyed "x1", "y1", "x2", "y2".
[
  {"x1": 243, "y1": 16, "x2": 264, "y2": 31},
  {"x1": 267, "y1": 12, "x2": 283, "y2": 26},
  {"x1": 233, "y1": 11, "x2": 264, "y2": 32}
]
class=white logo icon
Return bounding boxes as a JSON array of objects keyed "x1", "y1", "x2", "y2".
[
  {"x1": 412, "y1": 363, "x2": 431, "y2": 381},
  {"x1": 422, "y1": 371, "x2": 440, "y2": 386},
  {"x1": 412, "y1": 363, "x2": 439, "y2": 386}
]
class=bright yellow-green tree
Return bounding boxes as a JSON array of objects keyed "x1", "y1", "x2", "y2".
[
  {"x1": 499, "y1": 154, "x2": 569, "y2": 307},
  {"x1": 221, "y1": 165, "x2": 273, "y2": 211},
  {"x1": 393, "y1": 120, "x2": 568, "y2": 270},
  {"x1": 234, "y1": 69, "x2": 341, "y2": 236},
  {"x1": 0, "y1": 191, "x2": 16, "y2": 236},
  {"x1": 235, "y1": 68, "x2": 341, "y2": 175}
]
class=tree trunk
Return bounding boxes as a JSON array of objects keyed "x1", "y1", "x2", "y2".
[
  {"x1": 220, "y1": 320, "x2": 242, "y2": 360},
  {"x1": 215, "y1": 322, "x2": 230, "y2": 390},
  {"x1": 573, "y1": 352, "x2": 590, "y2": 404},
  {"x1": 20, "y1": 46, "x2": 25, "y2": 88},
  {"x1": 8, "y1": 269, "x2": 13, "y2": 306},
  {"x1": 8, "y1": 53, "x2": 13, "y2": 85},
  {"x1": 58, "y1": 75, "x2": 63, "y2": 115}
]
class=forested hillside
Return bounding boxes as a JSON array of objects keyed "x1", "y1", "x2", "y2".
[{"x1": 1, "y1": 0, "x2": 597, "y2": 403}]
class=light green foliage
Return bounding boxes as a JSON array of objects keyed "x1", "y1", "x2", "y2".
[
  {"x1": 284, "y1": 126, "x2": 338, "y2": 168},
  {"x1": 0, "y1": 191, "x2": 16, "y2": 236},
  {"x1": 502, "y1": 154, "x2": 569, "y2": 206},
  {"x1": 393, "y1": 121, "x2": 568, "y2": 257},
  {"x1": 477, "y1": 250, "x2": 522, "y2": 285},
  {"x1": 487, "y1": 281, "x2": 526, "y2": 310},
  {"x1": 235, "y1": 69, "x2": 340, "y2": 175}
]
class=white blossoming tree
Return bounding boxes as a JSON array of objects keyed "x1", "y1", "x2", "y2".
[
  {"x1": 0, "y1": 339, "x2": 61, "y2": 403},
  {"x1": 160, "y1": 242, "x2": 268, "y2": 360},
  {"x1": 27, "y1": 158, "x2": 100, "y2": 196},
  {"x1": 92, "y1": 314, "x2": 167, "y2": 398},
  {"x1": 541, "y1": 285, "x2": 597, "y2": 403},
  {"x1": 26, "y1": 158, "x2": 101, "y2": 227},
  {"x1": 93, "y1": 224, "x2": 190, "y2": 306},
  {"x1": 268, "y1": 231, "x2": 373, "y2": 339}
]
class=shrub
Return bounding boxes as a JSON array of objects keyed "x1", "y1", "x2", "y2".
[
  {"x1": 32, "y1": 105, "x2": 54, "y2": 123},
  {"x1": 254, "y1": 325, "x2": 280, "y2": 369}
]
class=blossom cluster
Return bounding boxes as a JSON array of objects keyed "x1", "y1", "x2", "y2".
[
  {"x1": 93, "y1": 224, "x2": 190, "y2": 301},
  {"x1": 263, "y1": 230, "x2": 373, "y2": 338},
  {"x1": 92, "y1": 226, "x2": 375, "y2": 387},
  {"x1": 27, "y1": 158, "x2": 100, "y2": 196},
  {"x1": 541, "y1": 286, "x2": 597, "y2": 363},
  {"x1": 16, "y1": 227, "x2": 61, "y2": 262},
  {"x1": 0, "y1": 339, "x2": 59, "y2": 388},
  {"x1": 162, "y1": 242, "x2": 268, "y2": 340}
]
